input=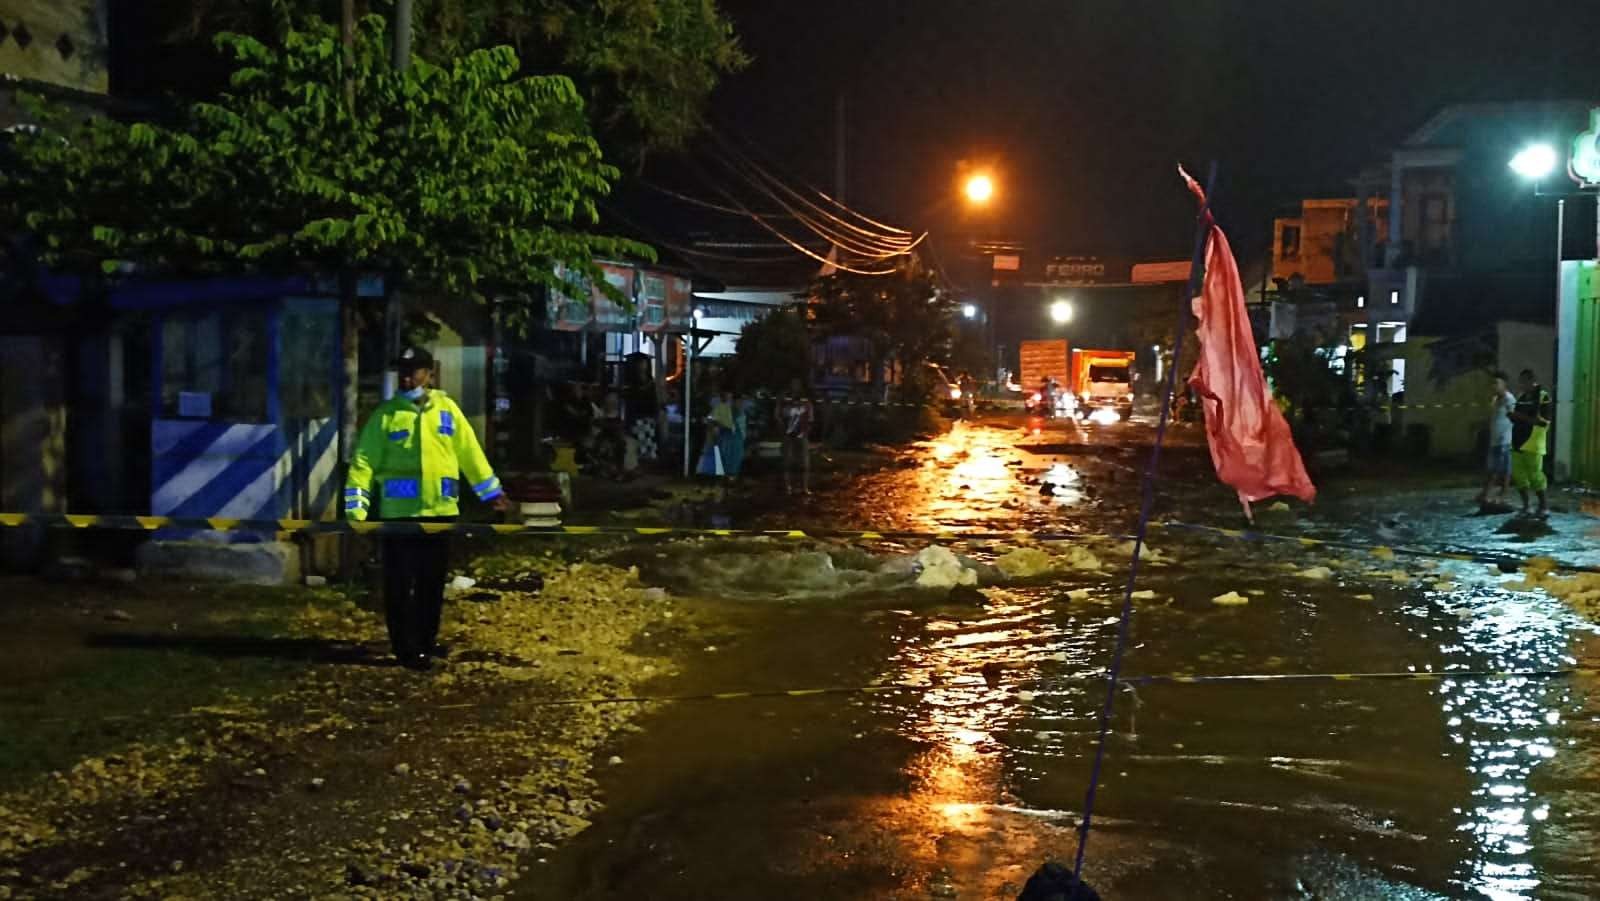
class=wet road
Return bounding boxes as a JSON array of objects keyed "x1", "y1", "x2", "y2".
[{"x1": 527, "y1": 417, "x2": 1600, "y2": 900}]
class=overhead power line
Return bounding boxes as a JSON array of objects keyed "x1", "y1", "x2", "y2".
[
  {"x1": 637, "y1": 180, "x2": 793, "y2": 220},
  {"x1": 707, "y1": 132, "x2": 918, "y2": 253},
  {"x1": 697, "y1": 171, "x2": 899, "y2": 276},
  {"x1": 709, "y1": 124, "x2": 915, "y2": 238},
  {"x1": 599, "y1": 201, "x2": 825, "y2": 265},
  {"x1": 701, "y1": 147, "x2": 927, "y2": 263}
]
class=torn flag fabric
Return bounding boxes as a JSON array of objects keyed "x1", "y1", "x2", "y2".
[{"x1": 1181, "y1": 169, "x2": 1316, "y2": 516}]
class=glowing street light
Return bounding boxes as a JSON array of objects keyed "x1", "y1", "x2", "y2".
[
  {"x1": 1509, "y1": 143, "x2": 1558, "y2": 180},
  {"x1": 961, "y1": 302, "x2": 978, "y2": 319},
  {"x1": 1049, "y1": 299, "x2": 1074, "y2": 324},
  {"x1": 964, "y1": 173, "x2": 995, "y2": 205}
]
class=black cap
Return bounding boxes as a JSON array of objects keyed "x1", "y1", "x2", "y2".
[{"x1": 395, "y1": 346, "x2": 435, "y2": 370}]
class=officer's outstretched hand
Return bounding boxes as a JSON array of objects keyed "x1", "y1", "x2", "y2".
[{"x1": 492, "y1": 495, "x2": 513, "y2": 513}]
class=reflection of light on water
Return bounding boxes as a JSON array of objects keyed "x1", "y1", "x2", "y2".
[
  {"x1": 1088, "y1": 407, "x2": 1121, "y2": 426},
  {"x1": 900, "y1": 421, "x2": 1076, "y2": 528},
  {"x1": 875, "y1": 591, "x2": 1055, "y2": 839},
  {"x1": 1430, "y1": 584, "x2": 1588, "y2": 900}
]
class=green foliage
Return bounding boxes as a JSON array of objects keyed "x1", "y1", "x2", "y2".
[
  {"x1": 949, "y1": 326, "x2": 993, "y2": 383},
  {"x1": 147, "y1": 0, "x2": 747, "y2": 159},
  {"x1": 1, "y1": 15, "x2": 650, "y2": 327},
  {"x1": 1264, "y1": 335, "x2": 1352, "y2": 416},
  {"x1": 729, "y1": 306, "x2": 810, "y2": 393},
  {"x1": 809, "y1": 264, "x2": 954, "y2": 397}
]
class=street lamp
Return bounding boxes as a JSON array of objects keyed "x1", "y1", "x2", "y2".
[
  {"x1": 964, "y1": 173, "x2": 995, "y2": 206},
  {"x1": 1049, "y1": 299, "x2": 1074, "y2": 324},
  {"x1": 961, "y1": 302, "x2": 978, "y2": 319},
  {"x1": 1509, "y1": 143, "x2": 1569, "y2": 306},
  {"x1": 1509, "y1": 143, "x2": 1558, "y2": 180}
]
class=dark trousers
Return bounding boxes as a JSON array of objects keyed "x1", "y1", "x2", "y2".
[{"x1": 381, "y1": 519, "x2": 453, "y2": 659}]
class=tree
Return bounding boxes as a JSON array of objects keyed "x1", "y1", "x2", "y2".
[
  {"x1": 128, "y1": 0, "x2": 747, "y2": 160},
  {"x1": 6, "y1": 12, "x2": 649, "y2": 487},
  {"x1": 809, "y1": 264, "x2": 954, "y2": 401},
  {"x1": 949, "y1": 325, "x2": 993, "y2": 384},
  {"x1": 4, "y1": 14, "x2": 648, "y2": 331},
  {"x1": 728, "y1": 306, "x2": 810, "y2": 394}
]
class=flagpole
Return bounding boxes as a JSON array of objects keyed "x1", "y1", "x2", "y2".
[{"x1": 1073, "y1": 161, "x2": 1219, "y2": 883}]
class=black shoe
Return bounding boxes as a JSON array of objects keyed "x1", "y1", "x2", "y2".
[
  {"x1": 427, "y1": 642, "x2": 450, "y2": 659},
  {"x1": 400, "y1": 653, "x2": 433, "y2": 672}
]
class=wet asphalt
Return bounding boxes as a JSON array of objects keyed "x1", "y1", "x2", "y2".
[{"x1": 524, "y1": 415, "x2": 1600, "y2": 900}]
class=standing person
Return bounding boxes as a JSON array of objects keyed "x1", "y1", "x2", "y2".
[
  {"x1": 1038, "y1": 377, "x2": 1056, "y2": 419},
  {"x1": 720, "y1": 390, "x2": 748, "y2": 479},
  {"x1": 1508, "y1": 368, "x2": 1553, "y2": 518},
  {"x1": 1476, "y1": 371, "x2": 1516, "y2": 507},
  {"x1": 780, "y1": 379, "x2": 814, "y2": 495},
  {"x1": 700, "y1": 390, "x2": 734, "y2": 478},
  {"x1": 346, "y1": 347, "x2": 511, "y2": 671}
]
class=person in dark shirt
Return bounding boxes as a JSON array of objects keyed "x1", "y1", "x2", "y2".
[{"x1": 1508, "y1": 368, "x2": 1552, "y2": 517}]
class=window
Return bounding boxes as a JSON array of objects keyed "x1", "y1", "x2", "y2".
[
  {"x1": 1088, "y1": 365, "x2": 1129, "y2": 383},
  {"x1": 1356, "y1": 295, "x2": 1365, "y2": 309},
  {"x1": 1278, "y1": 225, "x2": 1302, "y2": 260},
  {"x1": 1390, "y1": 290, "x2": 1400, "y2": 305},
  {"x1": 280, "y1": 300, "x2": 337, "y2": 419},
  {"x1": 160, "y1": 307, "x2": 270, "y2": 421},
  {"x1": 641, "y1": 275, "x2": 667, "y2": 327},
  {"x1": 1376, "y1": 321, "x2": 1407, "y2": 345},
  {"x1": 1419, "y1": 194, "x2": 1451, "y2": 256}
]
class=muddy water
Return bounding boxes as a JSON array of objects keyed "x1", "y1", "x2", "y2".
[{"x1": 525, "y1": 421, "x2": 1600, "y2": 900}]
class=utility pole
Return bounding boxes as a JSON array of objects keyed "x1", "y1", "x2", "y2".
[
  {"x1": 393, "y1": 0, "x2": 414, "y2": 70},
  {"x1": 338, "y1": 0, "x2": 358, "y2": 577},
  {"x1": 339, "y1": 0, "x2": 355, "y2": 111},
  {"x1": 338, "y1": 0, "x2": 358, "y2": 464},
  {"x1": 382, "y1": 0, "x2": 415, "y2": 401},
  {"x1": 834, "y1": 92, "x2": 847, "y2": 203}
]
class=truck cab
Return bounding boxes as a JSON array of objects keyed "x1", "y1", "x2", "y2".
[{"x1": 1070, "y1": 349, "x2": 1135, "y2": 422}]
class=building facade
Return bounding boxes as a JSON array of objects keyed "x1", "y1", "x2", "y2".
[{"x1": 1354, "y1": 102, "x2": 1593, "y2": 397}]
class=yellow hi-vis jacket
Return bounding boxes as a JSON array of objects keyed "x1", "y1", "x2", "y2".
[{"x1": 344, "y1": 390, "x2": 502, "y2": 521}]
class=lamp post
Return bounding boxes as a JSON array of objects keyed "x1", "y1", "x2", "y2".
[
  {"x1": 1509, "y1": 143, "x2": 1570, "y2": 319},
  {"x1": 1509, "y1": 138, "x2": 1599, "y2": 481}
]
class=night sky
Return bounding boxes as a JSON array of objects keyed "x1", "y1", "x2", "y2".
[{"x1": 709, "y1": 0, "x2": 1600, "y2": 260}]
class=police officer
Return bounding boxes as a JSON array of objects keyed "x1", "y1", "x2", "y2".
[{"x1": 346, "y1": 346, "x2": 511, "y2": 670}]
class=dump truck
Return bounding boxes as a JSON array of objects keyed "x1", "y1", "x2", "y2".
[
  {"x1": 1069, "y1": 348, "x2": 1136, "y2": 421},
  {"x1": 1019, "y1": 339, "x2": 1071, "y2": 416}
]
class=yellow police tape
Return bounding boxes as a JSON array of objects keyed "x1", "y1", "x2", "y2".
[
  {"x1": 469, "y1": 666, "x2": 1594, "y2": 709},
  {"x1": 0, "y1": 511, "x2": 1594, "y2": 574}
]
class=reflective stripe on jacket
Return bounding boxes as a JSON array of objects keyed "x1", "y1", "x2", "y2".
[{"x1": 344, "y1": 390, "x2": 500, "y2": 521}]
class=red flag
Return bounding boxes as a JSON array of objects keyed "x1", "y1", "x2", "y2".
[{"x1": 1181, "y1": 169, "x2": 1316, "y2": 517}]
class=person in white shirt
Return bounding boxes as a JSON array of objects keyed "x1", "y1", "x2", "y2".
[
  {"x1": 779, "y1": 379, "x2": 814, "y2": 495},
  {"x1": 1476, "y1": 371, "x2": 1515, "y2": 507}
]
